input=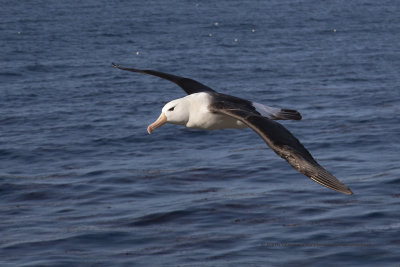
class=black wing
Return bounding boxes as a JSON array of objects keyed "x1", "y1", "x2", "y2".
[
  {"x1": 209, "y1": 101, "x2": 353, "y2": 195},
  {"x1": 112, "y1": 63, "x2": 216, "y2": 95},
  {"x1": 209, "y1": 92, "x2": 302, "y2": 120}
]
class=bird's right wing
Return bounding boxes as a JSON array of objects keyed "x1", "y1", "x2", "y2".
[
  {"x1": 112, "y1": 63, "x2": 216, "y2": 95},
  {"x1": 209, "y1": 101, "x2": 353, "y2": 195}
]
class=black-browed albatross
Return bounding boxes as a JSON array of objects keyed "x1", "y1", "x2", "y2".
[{"x1": 112, "y1": 63, "x2": 353, "y2": 195}]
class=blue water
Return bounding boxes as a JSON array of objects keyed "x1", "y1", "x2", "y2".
[{"x1": 1, "y1": 0, "x2": 400, "y2": 266}]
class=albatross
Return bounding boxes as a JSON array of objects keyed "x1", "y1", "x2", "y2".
[{"x1": 112, "y1": 63, "x2": 353, "y2": 195}]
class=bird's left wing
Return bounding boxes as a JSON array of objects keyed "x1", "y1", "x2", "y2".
[
  {"x1": 209, "y1": 101, "x2": 353, "y2": 195},
  {"x1": 112, "y1": 63, "x2": 216, "y2": 95}
]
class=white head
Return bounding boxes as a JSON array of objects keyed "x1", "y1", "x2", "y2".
[{"x1": 147, "y1": 98, "x2": 189, "y2": 134}]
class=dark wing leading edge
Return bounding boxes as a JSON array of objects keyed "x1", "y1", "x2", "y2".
[
  {"x1": 209, "y1": 101, "x2": 353, "y2": 195},
  {"x1": 112, "y1": 63, "x2": 216, "y2": 95}
]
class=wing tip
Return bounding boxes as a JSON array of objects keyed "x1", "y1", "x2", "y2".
[
  {"x1": 112, "y1": 62, "x2": 125, "y2": 70},
  {"x1": 112, "y1": 63, "x2": 143, "y2": 74},
  {"x1": 341, "y1": 187, "x2": 354, "y2": 195},
  {"x1": 307, "y1": 165, "x2": 354, "y2": 196},
  {"x1": 309, "y1": 175, "x2": 354, "y2": 196},
  {"x1": 316, "y1": 176, "x2": 354, "y2": 196},
  {"x1": 316, "y1": 180, "x2": 354, "y2": 196}
]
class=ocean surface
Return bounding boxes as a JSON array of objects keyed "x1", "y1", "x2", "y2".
[{"x1": 1, "y1": 0, "x2": 400, "y2": 266}]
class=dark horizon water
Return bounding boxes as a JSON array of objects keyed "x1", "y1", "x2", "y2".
[{"x1": 1, "y1": 0, "x2": 400, "y2": 266}]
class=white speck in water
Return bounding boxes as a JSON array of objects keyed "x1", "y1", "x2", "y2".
[
  {"x1": 18, "y1": 31, "x2": 22, "y2": 34},
  {"x1": 333, "y1": 29, "x2": 337, "y2": 32},
  {"x1": 252, "y1": 29, "x2": 256, "y2": 32},
  {"x1": 136, "y1": 51, "x2": 140, "y2": 55},
  {"x1": 214, "y1": 22, "x2": 219, "y2": 26},
  {"x1": 234, "y1": 38, "x2": 238, "y2": 42},
  {"x1": 208, "y1": 33, "x2": 213, "y2": 37}
]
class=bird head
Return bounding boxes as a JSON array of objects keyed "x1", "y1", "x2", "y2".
[{"x1": 147, "y1": 98, "x2": 189, "y2": 134}]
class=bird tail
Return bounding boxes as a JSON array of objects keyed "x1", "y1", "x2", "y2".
[
  {"x1": 272, "y1": 109, "x2": 302, "y2": 120},
  {"x1": 253, "y1": 102, "x2": 302, "y2": 121}
]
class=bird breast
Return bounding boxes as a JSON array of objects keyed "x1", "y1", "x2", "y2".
[{"x1": 185, "y1": 94, "x2": 246, "y2": 129}]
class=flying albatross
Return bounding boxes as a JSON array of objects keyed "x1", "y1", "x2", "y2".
[{"x1": 112, "y1": 63, "x2": 353, "y2": 195}]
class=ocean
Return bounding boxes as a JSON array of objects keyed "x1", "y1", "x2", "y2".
[{"x1": 1, "y1": 0, "x2": 400, "y2": 266}]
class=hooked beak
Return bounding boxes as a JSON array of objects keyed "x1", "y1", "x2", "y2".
[{"x1": 147, "y1": 112, "x2": 167, "y2": 134}]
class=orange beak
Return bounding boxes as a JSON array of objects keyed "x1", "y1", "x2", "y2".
[{"x1": 147, "y1": 113, "x2": 167, "y2": 134}]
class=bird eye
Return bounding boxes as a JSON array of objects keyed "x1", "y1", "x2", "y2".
[{"x1": 168, "y1": 106, "x2": 175, "y2": 111}]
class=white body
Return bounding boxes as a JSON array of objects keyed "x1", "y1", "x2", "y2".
[
  {"x1": 186, "y1": 93, "x2": 247, "y2": 129},
  {"x1": 161, "y1": 92, "x2": 284, "y2": 130},
  {"x1": 162, "y1": 93, "x2": 246, "y2": 130}
]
